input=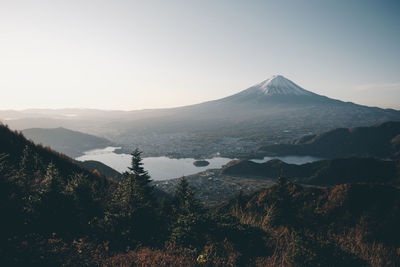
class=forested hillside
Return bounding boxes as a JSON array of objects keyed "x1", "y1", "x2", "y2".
[
  {"x1": 221, "y1": 157, "x2": 400, "y2": 185},
  {"x1": 22, "y1": 127, "x2": 113, "y2": 157},
  {"x1": 258, "y1": 121, "x2": 400, "y2": 159},
  {"x1": 221, "y1": 179, "x2": 400, "y2": 266},
  {"x1": 1, "y1": 123, "x2": 400, "y2": 266},
  {"x1": 77, "y1": 160, "x2": 122, "y2": 180}
]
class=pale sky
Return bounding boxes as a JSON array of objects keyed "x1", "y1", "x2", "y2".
[{"x1": 1, "y1": 0, "x2": 399, "y2": 110}]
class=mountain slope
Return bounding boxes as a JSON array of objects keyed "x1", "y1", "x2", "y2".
[
  {"x1": 258, "y1": 121, "x2": 400, "y2": 159},
  {"x1": 77, "y1": 160, "x2": 122, "y2": 180},
  {"x1": 0, "y1": 124, "x2": 110, "y2": 182},
  {"x1": 22, "y1": 127, "x2": 113, "y2": 157},
  {"x1": 2, "y1": 75, "x2": 400, "y2": 158},
  {"x1": 220, "y1": 157, "x2": 400, "y2": 186},
  {"x1": 218, "y1": 74, "x2": 337, "y2": 105},
  {"x1": 221, "y1": 182, "x2": 400, "y2": 265},
  {"x1": 106, "y1": 75, "x2": 400, "y2": 156}
]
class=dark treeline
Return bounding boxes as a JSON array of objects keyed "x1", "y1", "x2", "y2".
[
  {"x1": 1, "y1": 124, "x2": 400, "y2": 266},
  {"x1": 221, "y1": 157, "x2": 400, "y2": 186},
  {"x1": 0, "y1": 124, "x2": 269, "y2": 266},
  {"x1": 258, "y1": 121, "x2": 400, "y2": 159}
]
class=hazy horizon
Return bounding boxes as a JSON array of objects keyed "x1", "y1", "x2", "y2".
[
  {"x1": 3, "y1": 74, "x2": 400, "y2": 112},
  {"x1": 1, "y1": 0, "x2": 399, "y2": 110}
]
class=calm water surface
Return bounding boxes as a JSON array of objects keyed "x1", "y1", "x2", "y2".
[
  {"x1": 76, "y1": 147, "x2": 321, "y2": 180},
  {"x1": 251, "y1": 155, "x2": 321, "y2": 165}
]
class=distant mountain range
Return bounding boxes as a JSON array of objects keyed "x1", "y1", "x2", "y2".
[
  {"x1": 2, "y1": 75, "x2": 400, "y2": 157},
  {"x1": 22, "y1": 127, "x2": 113, "y2": 157},
  {"x1": 258, "y1": 121, "x2": 400, "y2": 159}
]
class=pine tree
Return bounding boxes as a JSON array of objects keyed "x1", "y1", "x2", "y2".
[
  {"x1": 35, "y1": 162, "x2": 71, "y2": 234},
  {"x1": 273, "y1": 174, "x2": 295, "y2": 226},
  {"x1": 171, "y1": 177, "x2": 204, "y2": 247},
  {"x1": 126, "y1": 148, "x2": 154, "y2": 208},
  {"x1": 109, "y1": 148, "x2": 157, "y2": 246},
  {"x1": 40, "y1": 162, "x2": 64, "y2": 195},
  {"x1": 111, "y1": 148, "x2": 154, "y2": 216},
  {"x1": 17, "y1": 145, "x2": 44, "y2": 187},
  {"x1": 17, "y1": 145, "x2": 34, "y2": 187},
  {"x1": 129, "y1": 149, "x2": 147, "y2": 176},
  {"x1": 174, "y1": 177, "x2": 202, "y2": 214},
  {"x1": 0, "y1": 153, "x2": 8, "y2": 172},
  {"x1": 64, "y1": 173, "x2": 99, "y2": 232}
]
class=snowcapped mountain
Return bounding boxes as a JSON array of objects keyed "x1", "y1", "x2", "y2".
[
  {"x1": 248, "y1": 75, "x2": 314, "y2": 96},
  {"x1": 218, "y1": 75, "x2": 335, "y2": 106},
  {"x1": 2, "y1": 75, "x2": 400, "y2": 158}
]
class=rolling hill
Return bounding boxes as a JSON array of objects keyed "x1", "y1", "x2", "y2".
[
  {"x1": 258, "y1": 121, "x2": 400, "y2": 159},
  {"x1": 2, "y1": 118, "x2": 400, "y2": 266},
  {"x1": 77, "y1": 160, "x2": 122, "y2": 180},
  {"x1": 220, "y1": 157, "x2": 400, "y2": 186},
  {"x1": 0, "y1": 124, "x2": 111, "y2": 182},
  {"x1": 22, "y1": 127, "x2": 113, "y2": 157}
]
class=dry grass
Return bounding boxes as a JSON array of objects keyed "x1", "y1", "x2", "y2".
[
  {"x1": 329, "y1": 226, "x2": 400, "y2": 267},
  {"x1": 102, "y1": 244, "x2": 198, "y2": 267}
]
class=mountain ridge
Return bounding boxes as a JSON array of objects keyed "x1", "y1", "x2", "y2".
[
  {"x1": 2, "y1": 76, "x2": 400, "y2": 158},
  {"x1": 22, "y1": 127, "x2": 113, "y2": 157},
  {"x1": 258, "y1": 121, "x2": 400, "y2": 159},
  {"x1": 220, "y1": 157, "x2": 400, "y2": 186}
]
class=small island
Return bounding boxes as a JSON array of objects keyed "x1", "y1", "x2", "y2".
[{"x1": 193, "y1": 160, "x2": 210, "y2": 167}]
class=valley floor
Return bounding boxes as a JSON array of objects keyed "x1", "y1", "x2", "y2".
[{"x1": 153, "y1": 169, "x2": 276, "y2": 205}]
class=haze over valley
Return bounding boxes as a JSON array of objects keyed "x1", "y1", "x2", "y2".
[
  {"x1": 3, "y1": 75, "x2": 400, "y2": 160},
  {"x1": 1, "y1": 1, "x2": 400, "y2": 266}
]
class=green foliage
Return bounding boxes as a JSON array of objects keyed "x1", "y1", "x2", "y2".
[
  {"x1": 174, "y1": 177, "x2": 202, "y2": 214},
  {"x1": 170, "y1": 177, "x2": 205, "y2": 248},
  {"x1": 64, "y1": 173, "x2": 103, "y2": 233},
  {"x1": 104, "y1": 148, "x2": 160, "y2": 247},
  {"x1": 259, "y1": 121, "x2": 400, "y2": 159},
  {"x1": 221, "y1": 157, "x2": 400, "y2": 186},
  {"x1": 1, "y1": 125, "x2": 400, "y2": 266},
  {"x1": 40, "y1": 162, "x2": 64, "y2": 194},
  {"x1": 124, "y1": 148, "x2": 154, "y2": 209},
  {"x1": 111, "y1": 149, "x2": 155, "y2": 214},
  {"x1": 288, "y1": 230, "x2": 366, "y2": 267},
  {"x1": 271, "y1": 175, "x2": 297, "y2": 226}
]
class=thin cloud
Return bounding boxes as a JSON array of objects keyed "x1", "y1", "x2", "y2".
[{"x1": 354, "y1": 82, "x2": 400, "y2": 92}]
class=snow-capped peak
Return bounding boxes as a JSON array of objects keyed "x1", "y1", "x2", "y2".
[{"x1": 254, "y1": 75, "x2": 313, "y2": 96}]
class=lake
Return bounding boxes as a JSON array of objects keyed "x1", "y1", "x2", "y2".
[{"x1": 76, "y1": 147, "x2": 321, "y2": 180}]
